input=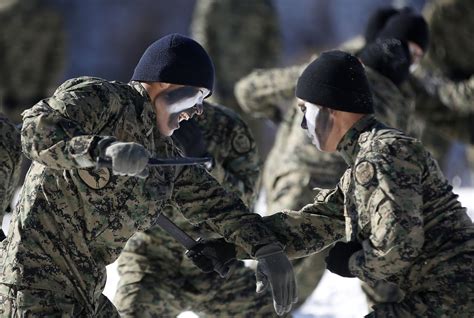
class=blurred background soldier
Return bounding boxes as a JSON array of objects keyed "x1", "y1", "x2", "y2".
[
  {"x1": 411, "y1": 0, "x2": 474, "y2": 148},
  {"x1": 191, "y1": 0, "x2": 280, "y2": 111},
  {"x1": 0, "y1": 0, "x2": 65, "y2": 124},
  {"x1": 191, "y1": 0, "x2": 281, "y2": 157},
  {"x1": 114, "y1": 101, "x2": 282, "y2": 317},
  {"x1": 0, "y1": 0, "x2": 65, "y2": 186},
  {"x1": 0, "y1": 115, "x2": 22, "y2": 241}
]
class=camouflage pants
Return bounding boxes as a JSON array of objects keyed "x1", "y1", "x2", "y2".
[
  {"x1": 0, "y1": 284, "x2": 120, "y2": 317},
  {"x1": 114, "y1": 260, "x2": 280, "y2": 317}
]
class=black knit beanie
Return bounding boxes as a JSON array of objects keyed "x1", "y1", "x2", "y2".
[
  {"x1": 377, "y1": 12, "x2": 429, "y2": 52},
  {"x1": 296, "y1": 51, "x2": 374, "y2": 114},
  {"x1": 131, "y1": 34, "x2": 214, "y2": 93},
  {"x1": 364, "y1": 7, "x2": 400, "y2": 42},
  {"x1": 358, "y1": 38, "x2": 411, "y2": 86},
  {"x1": 364, "y1": 7, "x2": 415, "y2": 43}
]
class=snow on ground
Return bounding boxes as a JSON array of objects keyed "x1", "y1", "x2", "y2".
[{"x1": 4, "y1": 188, "x2": 473, "y2": 317}]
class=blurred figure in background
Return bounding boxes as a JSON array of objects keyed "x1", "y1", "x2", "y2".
[
  {"x1": 0, "y1": 0, "x2": 65, "y2": 186},
  {"x1": 114, "y1": 101, "x2": 282, "y2": 317},
  {"x1": 412, "y1": 0, "x2": 474, "y2": 147},
  {"x1": 0, "y1": 115, "x2": 22, "y2": 241},
  {"x1": 191, "y1": 0, "x2": 281, "y2": 111},
  {"x1": 0, "y1": 0, "x2": 65, "y2": 124},
  {"x1": 191, "y1": 0, "x2": 282, "y2": 157}
]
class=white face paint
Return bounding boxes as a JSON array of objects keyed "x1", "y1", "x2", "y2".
[
  {"x1": 154, "y1": 86, "x2": 208, "y2": 136},
  {"x1": 304, "y1": 102, "x2": 321, "y2": 149},
  {"x1": 167, "y1": 90, "x2": 206, "y2": 114}
]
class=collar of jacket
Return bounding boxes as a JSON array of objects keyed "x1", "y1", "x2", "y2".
[
  {"x1": 337, "y1": 115, "x2": 377, "y2": 166},
  {"x1": 129, "y1": 81, "x2": 156, "y2": 137}
]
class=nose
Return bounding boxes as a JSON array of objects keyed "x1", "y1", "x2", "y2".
[
  {"x1": 194, "y1": 103, "x2": 203, "y2": 116},
  {"x1": 301, "y1": 116, "x2": 307, "y2": 129}
]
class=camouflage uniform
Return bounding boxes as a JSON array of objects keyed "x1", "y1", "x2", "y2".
[
  {"x1": 0, "y1": 116, "x2": 22, "y2": 229},
  {"x1": 408, "y1": 0, "x2": 474, "y2": 146},
  {"x1": 263, "y1": 115, "x2": 474, "y2": 317},
  {"x1": 235, "y1": 60, "x2": 415, "y2": 306},
  {"x1": 0, "y1": 78, "x2": 280, "y2": 316},
  {"x1": 191, "y1": 0, "x2": 280, "y2": 110},
  {"x1": 408, "y1": 71, "x2": 474, "y2": 146},
  {"x1": 114, "y1": 102, "x2": 278, "y2": 317},
  {"x1": 0, "y1": 0, "x2": 65, "y2": 124}
]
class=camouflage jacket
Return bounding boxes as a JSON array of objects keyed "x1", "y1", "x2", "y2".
[
  {"x1": 0, "y1": 0, "x2": 65, "y2": 123},
  {"x1": 235, "y1": 61, "x2": 415, "y2": 209},
  {"x1": 411, "y1": 68, "x2": 474, "y2": 145},
  {"x1": 0, "y1": 115, "x2": 22, "y2": 217},
  {"x1": 118, "y1": 101, "x2": 261, "y2": 273},
  {"x1": 0, "y1": 77, "x2": 276, "y2": 309},
  {"x1": 264, "y1": 115, "x2": 474, "y2": 293}
]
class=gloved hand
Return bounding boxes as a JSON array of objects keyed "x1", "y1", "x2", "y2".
[
  {"x1": 255, "y1": 243, "x2": 297, "y2": 316},
  {"x1": 325, "y1": 241, "x2": 362, "y2": 278},
  {"x1": 172, "y1": 118, "x2": 208, "y2": 157},
  {"x1": 185, "y1": 238, "x2": 239, "y2": 278},
  {"x1": 103, "y1": 141, "x2": 150, "y2": 178}
]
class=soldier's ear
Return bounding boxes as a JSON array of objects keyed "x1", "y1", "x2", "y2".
[{"x1": 159, "y1": 82, "x2": 171, "y2": 90}]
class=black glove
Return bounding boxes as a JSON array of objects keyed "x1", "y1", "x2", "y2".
[
  {"x1": 325, "y1": 241, "x2": 362, "y2": 278},
  {"x1": 172, "y1": 118, "x2": 208, "y2": 157},
  {"x1": 185, "y1": 238, "x2": 239, "y2": 278},
  {"x1": 255, "y1": 243, "x2": 298, "y2": 316}
]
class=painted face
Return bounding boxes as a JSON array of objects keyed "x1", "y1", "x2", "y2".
[
  {"x1": 300, "y1": 101, "x2": 333, "y2": 151},
  {"x1": 154, "y1": 86, "x2": 208, "y2": 136}
]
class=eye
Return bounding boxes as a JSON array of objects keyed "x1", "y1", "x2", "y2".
[{"x1": 299, "y1": 105, "x2": 306, "y2": 113}]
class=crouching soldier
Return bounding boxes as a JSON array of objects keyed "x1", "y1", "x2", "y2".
[
  {"x1": 0, "y1": 34, "x2": 296, "y2": 317},
  {"x1": 193, "y1": 51, "x2": 474, "y2": 317}
]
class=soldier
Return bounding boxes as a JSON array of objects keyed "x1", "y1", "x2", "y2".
[
  {"x1": 0, "y1": 0, "x2": 65, "y2": 124},
  {"x1": 0, "y1": 115, "x2": 22, "y2": 241},
  {"x1": 409, "y1": 0, "x2": 474, "y2": 145},
  {"x1": 235, "y1": 23, "x2": 425, "y2": 307},
  {"x1": 190, "y1": 0, "x2": 280, "y2": 110},
  {"x1": 114, "y1": 100, "x2": 282, "y2": 317},
  {"x1": 0, "y1": 34, "x2": 296, "y2": 316},
  {"x1": 203, "y1": 51, "x2": 474, "y2": 317},
  {"x1": 0, "y1": 0, "x2": 66, "y2": 187}
]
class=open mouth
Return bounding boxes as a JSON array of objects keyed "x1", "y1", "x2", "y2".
[{"x1": 178, "y1": 112, "x2": 190, "y2": 122}]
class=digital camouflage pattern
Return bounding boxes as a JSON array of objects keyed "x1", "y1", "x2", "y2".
[
  {"x1": 235, "y1": 59, "x2": 416, "y2": 304},
  {"x1": 0, "y1": 77, "x2": 279, "y2": 316},
  {"x1": 114, "y1": 102, "x2": 277, "y2": 317},
  {"x1": 0, "y1": 116, "x2": 22, "y2": 219},
  {"x1": 0, "y1": 0, "x2": 65, "y2": 123},
  {"x1": 263, "y1": 116, "x2": 474, "y2": 317},
  {"x1": 191, "y1": 0, "x2": 280, "y2": 109}
]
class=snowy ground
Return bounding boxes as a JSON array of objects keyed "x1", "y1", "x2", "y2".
[{"x1": 4, "y1": 188, "x2": 473, "y2": 317}]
